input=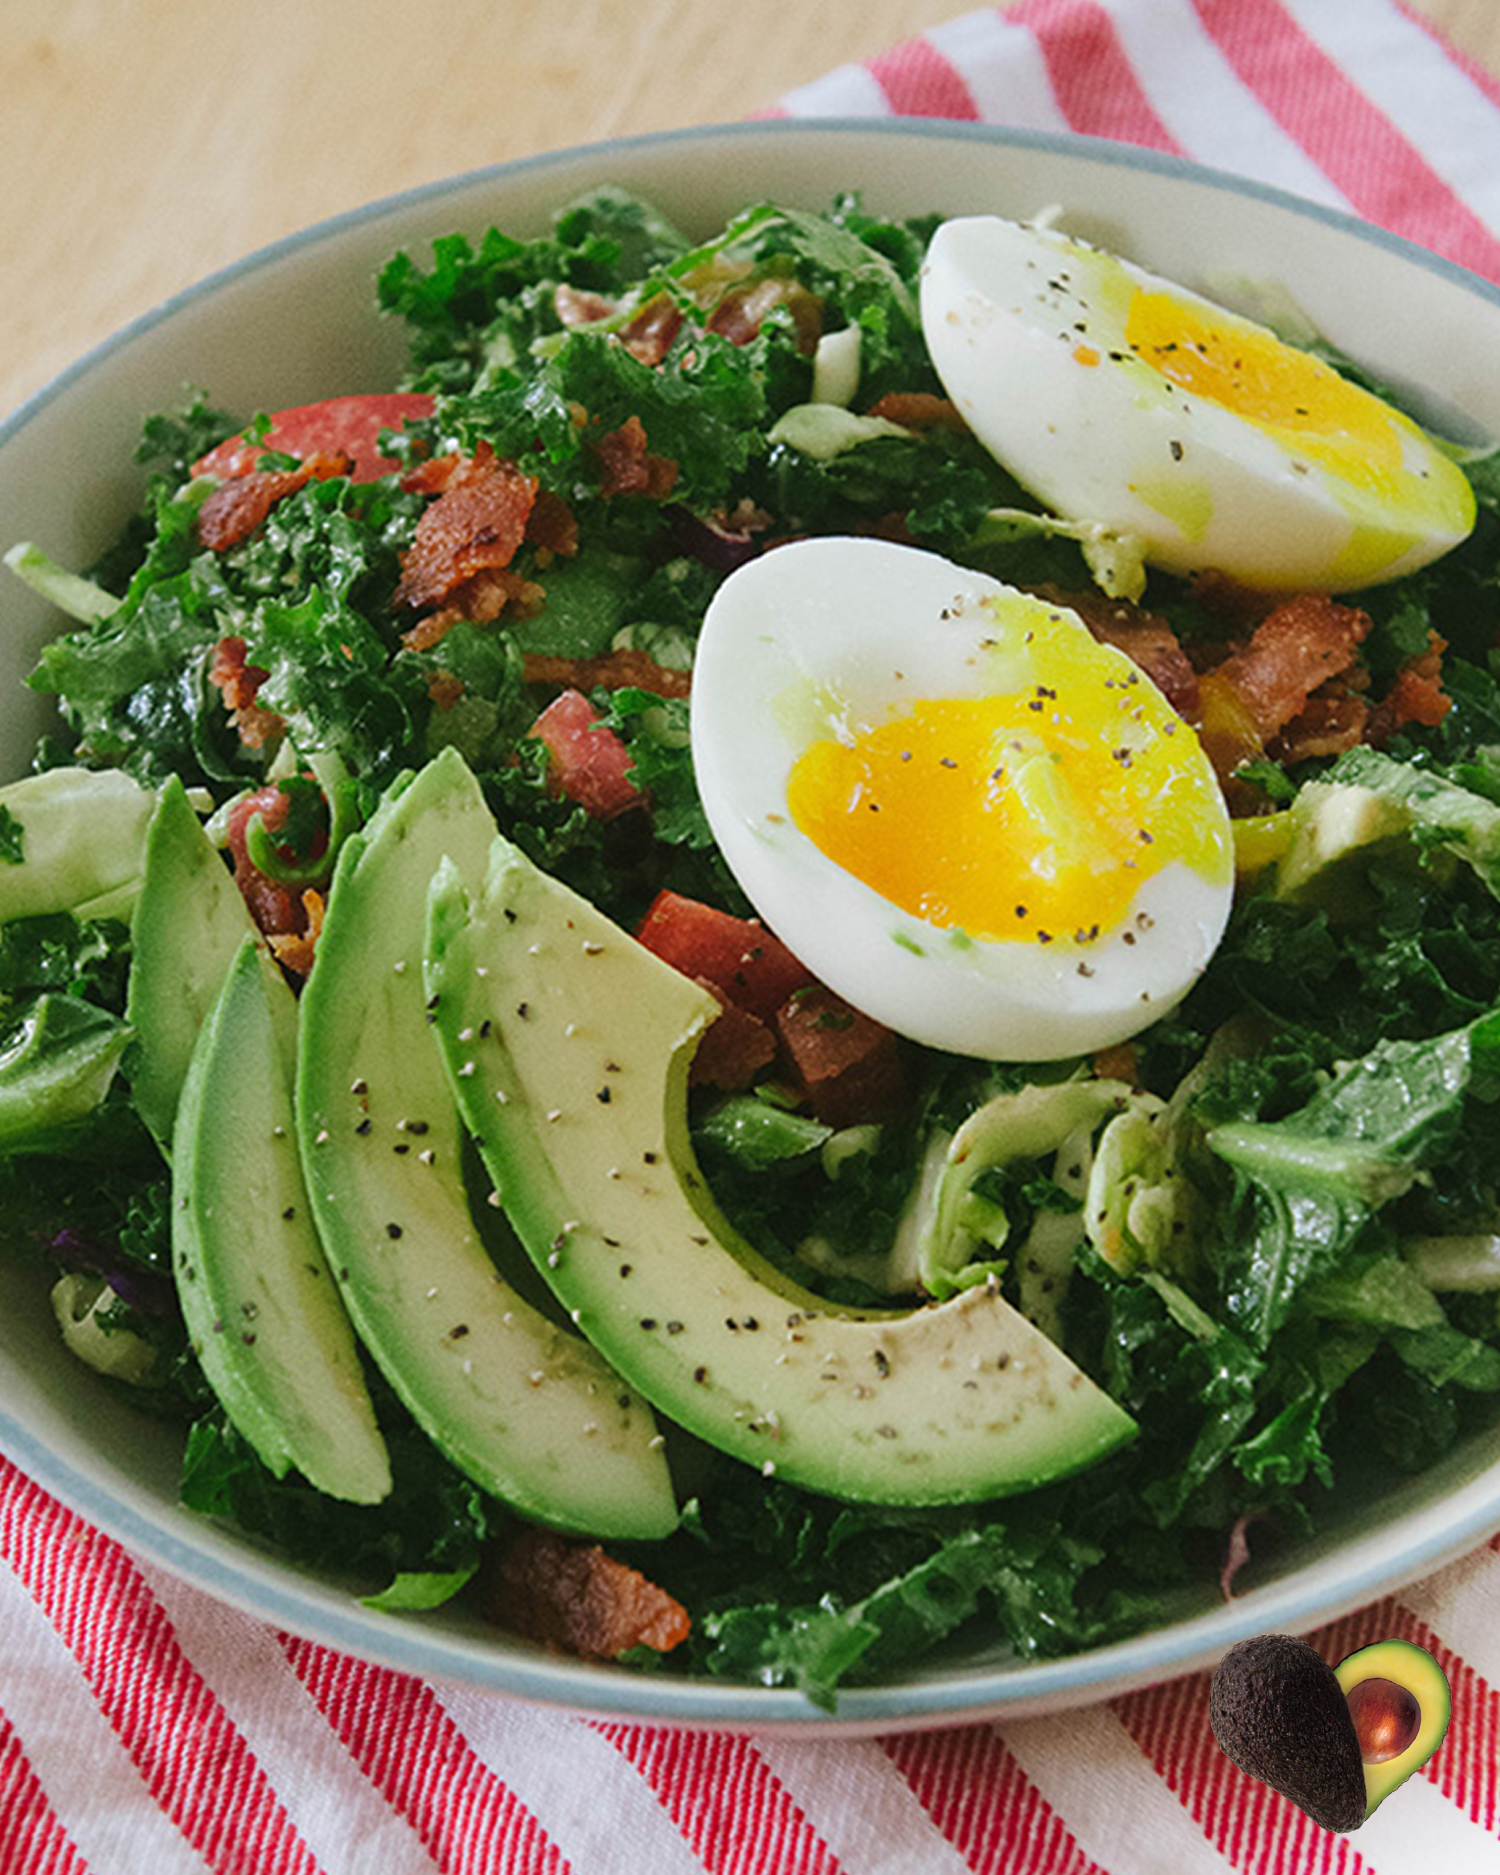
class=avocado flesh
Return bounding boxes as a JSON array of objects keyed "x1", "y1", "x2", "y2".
[
  {"x1": 295, "y1": 749, "x2": 677, "y2": 1540},
  {"x1": 1335, "y1": 1637, "x2": 1451, "y2": 1816},
  {"x1": 128, "y1": 774, "x2": 296, "y2": 1150},
  {"x1": 173, "y1": 937, "x2": 391, "y2": 1503},
  {"x1": 423, "y1": 832, "x2": 1139, "y2": 1506}
]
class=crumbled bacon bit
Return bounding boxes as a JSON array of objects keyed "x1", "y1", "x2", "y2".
[
  {"x1": 616, "y1": 292, "x2": 685, "y2": 367},
  {"x1": 401, "y1": 566, "x2": 544, "y2": 652},
  {"x1": 208, "y1": 636, "x2": 285, "y2": 750},
  {"x1": 267, "y1": 889, "x2": 326, "y2": 979},
  {"x1": 400, "y1": 451, "x2": 463, "y2": 498},
  {"x1": 526, "y1": 487, "x2": 579, "y2": 560},
  {"x1": 1041, "y1": 585, "x2": 1201, "y2": 719},
  {"x1": 481, "y1": 1528, "x2": 690, "y2": 1659},
  {"x1": 1093, "y1": 1041, "x2": 1140, "y2": 1086},
  {"x1": 590, "y1": 414, "x2": 679, "y2": 500},
  {"x1": 1208, "y1": 592, "x2": 1371, "y2": 744},
  {"x1": 553, "y1": 284, "x2": 616, "y2": 328},
  {"x1": 197, "y1": 452, "x2": 350, "y2": 552},
  {"x1": 393, "y1": 442, "x2": 537, "y2": 612},
  {"x1": 1368, "y1": 631, "x2": 1451, "y2": 743},
  {"x1": 775, "y1": 985, "x2": 906, "y2": 1129},
  {"x1": 1270, "y1": 677, "x2": 1369, "y2": 765},
  {"x1": 706, "y1": 275, "x2": 821, "y2": 353},
  {"x1": 690, "y1": 979, "x2": 778, "y2": 1090},
  {"x1": 426, "y1": 669, "x2": 465, "y2": 711},
  {"x1": 864, "y1": 392, "x2": 967, "y2": 431},
  {"x1": 1186, "y1": 569, "x2": 1283, "y2": 635},
  {"x1": 521, "y1": 647, "x2": 691, "y2": 700}
]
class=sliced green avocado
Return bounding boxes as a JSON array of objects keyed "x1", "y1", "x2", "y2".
[
  {"x1": 127, "y1": 774, "x2": 294, "y2": 1150},
  {"x1": 1272, "y1": 778, "x2": 1415, "y2": 914},
  {"x1": 173, "y1": 936, "x2": 391, "y2": 1503},
  {"x1": 423, "y1": 832, "x2": 1139, "y2": 1506},
  {"x1": 1335, "y1": 1637, "x2": 1451, "y2": 1817},
  {"x1": 295, "y1": 748, "x2": 677, "y2": 1540}
]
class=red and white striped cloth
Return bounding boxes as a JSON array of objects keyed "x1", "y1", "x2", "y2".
[{"x1": 7, "y1": 2, "x2": 1500, "y2": 1870}]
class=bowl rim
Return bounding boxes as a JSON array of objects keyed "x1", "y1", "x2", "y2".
[{"x1": 4, "y1": 114, "x2": 1500, "y2": 1733}]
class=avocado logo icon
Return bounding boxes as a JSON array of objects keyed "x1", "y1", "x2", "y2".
[{"x1": 1209, "y1": 1633, "x2": 1451, "y2": 1832}]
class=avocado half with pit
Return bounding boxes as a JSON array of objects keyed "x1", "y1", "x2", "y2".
[
  {"x1": 1210, "y1": 1632, "x2": 1450, "y2": 1832},
  {"x1": 1335, "y1": 1637, "x2": 1451, "y2": 1818}
]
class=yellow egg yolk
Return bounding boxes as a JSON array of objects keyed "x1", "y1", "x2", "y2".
[
  {"x1": 785, "y1": 616, "x2": 1231, "y2": 946},
  {"x1": 1127, "y1": 289, "x2": 1413, "y2": 499}
]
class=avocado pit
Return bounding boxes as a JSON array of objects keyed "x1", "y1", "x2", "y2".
[{"x1": 1347, "y1": 1676, "x2": 1421, "y2": 1763}]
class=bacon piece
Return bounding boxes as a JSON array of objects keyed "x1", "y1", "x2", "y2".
[
  {"x1": 864, "y1": 392, "x2": 967, "y2": 431},
  {"x1": 1271, "y1": 680, "x2": 1369, "y2": 765},
  {"x1": 266, "y1": 889, "x2": 326, "y2": 980},
  {"x1": 553, "y1": 284, "x2": 616, "y2": 328},
  {"x1": 426, "y1": 669, "x2": 465, "y2": 711},
  {"x1": 400, "y1": 565, "x2": 543, "y2": 653},
  {"x1": 1186, "y1": 569, "x2": 1282, "y2": 635},
  {"x1": 1043, "y1": 586, "x2": 1201, "y2": 718},
  {"x1": 1093, "y1": 1041, "x2": 1140, "y2": 1087},
  {"x1": 1208, "y1": 592, "x2": 1371, "y2": 744},
  {"x1": 616, "y1": 292, "x2": 685, "y2": 367},
  {"x1": 393, "y1": 442, "x2": 537, "y2": 612},
  {"x1": 774, "y1": 985, "x2": 905, "y2": 1129},
  {"x1": 196, "y1": 453, "x2": 349, "y2": 552},
  {"x1": 1368, "y1": 632, "x2": 1451, "y2": 744},
  {"x1": 706, "y1": 276, "x2": 821, "y2": 353},
  {"x1": 522, "y1": 647, "x2": 691, "y2": 700},
  {"x1": 591, "y1": 415, "x2": 679, "y2": 500},
  {"x1": 635, "y1": 891, "x2": 815, "y2": 1022},
  {"x1": 483, "y1": 1528, "x2": 690, "y2": 1659},
  {"x1": 689, "y1": 979, "x2": 778, "y2": 1090},
  {"x1": 526, "y1": 487, "x2": 579, "y2": 560},
  {"x1": 208, "y1": 635, "x2": 284, "y2": 750}
]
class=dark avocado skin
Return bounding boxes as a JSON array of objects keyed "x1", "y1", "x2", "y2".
[
  {"x1": 1210, "y1": 1634, "x2": 1367, "y2": 1833},
  {"x1": 1335, "y1": 1637, "x2": 1451, "y2": 1815}
]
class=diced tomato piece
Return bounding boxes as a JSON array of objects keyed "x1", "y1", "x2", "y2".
[
  {"x1": 528, "y1": 688, "x2": 644, "y2": 820},
  {"x1": 192, "y1": 392, "x2": 435, "y2": 484},
  {"x1": 774, "y1": 984, "x2": 905, "y2": 1129},
  {"x1": 634, "y1": 890, "x2": 814, "y2": 1021},
  {"x1": 222, "y1": 786, "x2": 303, "y2": 937}
]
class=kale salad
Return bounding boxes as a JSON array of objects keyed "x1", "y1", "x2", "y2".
[{"x1": 6, "y1": 184, "x2": 1500, "y2": 1710}]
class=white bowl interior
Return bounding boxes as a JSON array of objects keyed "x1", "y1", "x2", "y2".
[{"x1": 4, "y1": 120, "x2": 1500, "y2": 1731}]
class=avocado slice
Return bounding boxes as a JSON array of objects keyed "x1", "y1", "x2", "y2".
[
  {"x1": 127, "y1": 774, "x2": 295, "y2": 1150},
  {"x1": 295, "y1": 748, "x2": 677, "y2": 1540},
  {"x1": 423, "y1": 832, "x2": 1139, "y2": 1505},
  {"x1": 1335, "y1": 1637, "x2": 1451, "y2": 1817},
  {"x1": 173, "y1": 936, "x2": 391, "y2": 1503}
]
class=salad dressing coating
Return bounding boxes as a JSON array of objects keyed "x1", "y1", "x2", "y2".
[{"x1": 5, "y1": 188, "x2": 1500, "y2": 1707}]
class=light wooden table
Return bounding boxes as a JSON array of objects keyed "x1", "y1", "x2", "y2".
[{"x1": 0, "y1": 0, "x2": 1494, "y2": 419}]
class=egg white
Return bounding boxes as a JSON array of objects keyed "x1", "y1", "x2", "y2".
[
  {"x1": 689, "y1": 536, "x2": 1234, "y2": 1062},
  {"x1": 920, "y1": 214, "x2": 1475, "y2": 592}
]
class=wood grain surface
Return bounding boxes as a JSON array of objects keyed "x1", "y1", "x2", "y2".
[{"x1": 0, "y1": 1, "x2": 1493, "y2": 417}]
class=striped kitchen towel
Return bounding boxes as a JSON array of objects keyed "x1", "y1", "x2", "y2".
[{"x1": 7, "y1": 2, "x2": 1500, "y2": 1872}]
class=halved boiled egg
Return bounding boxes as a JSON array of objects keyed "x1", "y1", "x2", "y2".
[
  {"x1": 920, "y1": 214, "x2": 1475, "y2": 592},
  {"x1": 690, "y1": 536, "x2": 1234, "y2": 1062}
]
